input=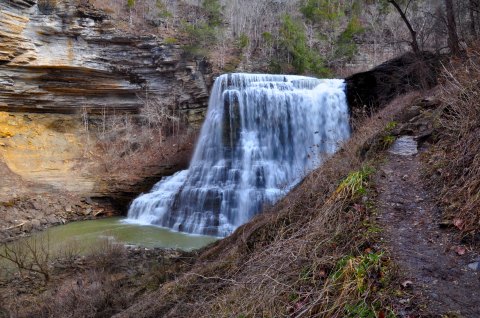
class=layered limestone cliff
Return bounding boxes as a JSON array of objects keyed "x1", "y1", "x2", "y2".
[{"x1": 0, "y1": 0, "x2": 212, "y2": 233}]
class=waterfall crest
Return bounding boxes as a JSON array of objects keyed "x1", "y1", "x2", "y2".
[{"x1": 126, "y1": 73, "x2": 350, "y2": 237}]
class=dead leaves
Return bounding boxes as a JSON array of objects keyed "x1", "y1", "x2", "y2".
[
  {"x1": 453, "y1": 218, "x2": 465, "y2": 230},
  {"x1": 453, "y1": 245, "x2": 467, "y2": 256}
]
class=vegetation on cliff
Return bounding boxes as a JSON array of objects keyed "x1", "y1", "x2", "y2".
[{"x1": 88, "y1": 0, "x2": 480, "y2": 76}]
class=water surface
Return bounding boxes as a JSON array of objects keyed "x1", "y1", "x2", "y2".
[{"x1": 29, "y1": 217, "x2": 218, "y2": 253}]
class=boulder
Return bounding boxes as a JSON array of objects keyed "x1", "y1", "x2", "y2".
[{"x1": 345, "y1": 52, "x2": 442, "y2": 118}]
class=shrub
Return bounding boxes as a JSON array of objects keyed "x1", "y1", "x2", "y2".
[
  {"x1": 237, "y1": 33, "x2": 249, "y2": 50},
  {"x1": 37, "y1": 0, "x2": 57, "y2": 14},
  {"x1": 164, "y1": 37, "x2": 178, "y2": 45},
  {"x1": 276, "y1": 15, "x2": 331, "y2": 76},
  {"x1": 0, "y1": 235, "x2": 51, "y2": 283},
  {"x1": 87, "y1": 237, "x2": 127, "y2": 273},
  {"x1": 335, "y1": 16, "x2": 365, "y2": 61}
]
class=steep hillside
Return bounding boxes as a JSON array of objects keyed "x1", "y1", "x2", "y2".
[{"x1": 114, "y1": 55, "x2": 480, "y2": 317}]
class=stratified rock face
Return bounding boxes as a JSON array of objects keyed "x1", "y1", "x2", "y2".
[
  {"x1": 0, "y1": 0, "x2": 211, "y2": 203},
  {"x1": 0, "y1": 0, "x2": 210, "y2": 118}
]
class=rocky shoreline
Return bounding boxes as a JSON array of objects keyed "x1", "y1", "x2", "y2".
[{"x1": 0, "y1": 193, "x2": 117, "y2": 243}]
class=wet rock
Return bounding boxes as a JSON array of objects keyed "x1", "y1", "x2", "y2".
[
  {"x1": 45, "y1": 215, "x2": 59, "y2": 224},
  {"x1": 83, "y1": 207, "x2": 92, "y2": 216},
  {"x1": 31, "y1": 219, "x2": 41, "y2": 230},
  {"x1": 389, "y1": 136, "x2": 418, "y2": 156},
  {"x1": 468, "y1": 262, "x2": 479, "y2": 271},
  {"x1": 21, "y1": 221, "x2": 32, "y2": 232},
  {"x1": 0, "y1": 1, "x2": 211, "y2": 118}
]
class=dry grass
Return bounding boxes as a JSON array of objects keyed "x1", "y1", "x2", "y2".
[
  {"x1": 425, "y1": 51, "x2": 480, "y2": 236},
  {"x1": 0, "y1": 92, "x2": 425, "y2": 318},
  {"x1": 32, "y1": 270, "x2": 130, "y2": 318},
  {"x1": 114, "y1": 92, "x2": 421, "y2": 318},
  {"x1": 0, "y1": 237, "x2": 197, "y2": 317}
]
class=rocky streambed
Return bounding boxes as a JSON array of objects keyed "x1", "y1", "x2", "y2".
[{"x1": 0, "y1": 192, "x2": 114, "y2": 243}]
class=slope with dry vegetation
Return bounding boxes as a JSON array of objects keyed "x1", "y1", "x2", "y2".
[
  {"x1": 2, "y1": 45, "x2": 480, "y2": 318},
  {"x1": 111, "y1": 52, "x2": 480, "y2": 317},
  {"x1": 425, "y1": 52, "x2": 480, "y2": 237},
  {"x1": 111, "y1": 92, "x2": 425, "y2": 318}
]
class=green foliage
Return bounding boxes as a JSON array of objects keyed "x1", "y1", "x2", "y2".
[
  {"x1": 127, "y1": 0, "x2": 135, "y2": 8},
  {"x1": 164, "y1": 37, "x2": 178, "y2": 45},
  {"x1": 180, "y1": 0, "x2": 223, "y2": 57},
  {"x1": 330, "y1": 252, "x2": 383, "y2": 292},
  {"x1": 202, "y1": 0, "x2": 222, "y2": 27},
  {"x1": 345, "y1": 301, "x2": 377, "y2": 318},
  {"x1": 156, "y1": 0, "x2": 173, "y2": 18},
  {"x1": 182, "y1": 21, "x2": 219, "y2": 57},
  {"x1": 237, "y1": 33, "x2": 249, "y2": 50},
  {"x1": 385, "y1": 121, "x2": 398, "y2": 132},
  {"x1": 380, "y1": 121, "x2": 398, "y2": 148},
  {"x1": 301, "y1": 0, "x2": 345, "y2": 23},
  {"x1": 335, "y1": 16, "x2": 365, "y2": 60},
  {"x1": 335, "y1": 166, "x2": 374, "y2": 200},
  {"x1": 381, "y1": 135, "x2": 396, "y2": 148},
  {"x1": 262, "y1": 32, "x2": 274, "y2": 44},
  {"x1": 276, "y1": 15, "x2": 330, "y2": 76}
]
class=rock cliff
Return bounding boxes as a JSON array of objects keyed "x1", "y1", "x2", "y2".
[
  {"x1": 0, "y1": 0, "x2": 210, "y2": 117},
  {"x1": 0, "y1": 0, "x2": 212, "y2": 233}
]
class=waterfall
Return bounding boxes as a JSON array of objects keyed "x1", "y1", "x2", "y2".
[{"x1": 126, "y1": 73, "x2": 350, "y2": 237}]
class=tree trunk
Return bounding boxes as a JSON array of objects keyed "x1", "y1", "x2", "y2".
[
  {"x1": 387, "y1": 0, "x2": 421, "y2": 55},
  {"x1": 445, "y1": 0, "x2": 461, "y2": 56},
  {"x1": 469, "y1": 0, "x2": 479, "y2": 37}
]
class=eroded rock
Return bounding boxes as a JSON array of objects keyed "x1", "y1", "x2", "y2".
[{"x1": 0, "y1": 0, "x2": 212, "y2": 213}]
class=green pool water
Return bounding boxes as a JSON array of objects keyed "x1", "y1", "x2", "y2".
[
  {"x1": 0, "y1": 218, "x2": 218, "y2": 278},
  {"x1": 26, "y1": 217, "x2": 218, "y2": 252}
]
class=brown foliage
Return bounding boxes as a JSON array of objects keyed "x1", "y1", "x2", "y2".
[
  {"x1": 35, "y1": 270, "x2": 130, "y2": 318},
  {"x1": 426, "y1": 51, "x2": 480, "y2": 235},
  {"x1": 81, "y1": 98, "x2": 195, "y2": 181},
  {"x1": 115, "y1": 92, "x2": 419, "y2": 318},
  {"x1": 87, "y1": 237, "x2": 127, "y2": 273}
]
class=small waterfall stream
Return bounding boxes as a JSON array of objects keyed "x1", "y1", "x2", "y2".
[{"x1": 126, "y1": 73, "x2": 350, "y2": 237}]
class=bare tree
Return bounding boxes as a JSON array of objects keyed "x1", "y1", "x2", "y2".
[
  {"x1": 388, "y1": 0, "x2": 421, "y2": 55},
  {"x1": 445, "y1": 0, "x2": 461, "y2": 55},
  {"x1": 0, "y1": 235, "x2": 51, "y2": 283},
  {"x1": 469, "y1": 0, "x2": 478, "y2": 36}
]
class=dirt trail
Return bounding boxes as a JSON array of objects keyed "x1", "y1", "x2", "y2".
[{"x1": 376, "y1": 137, "x2": 480, "y2": 317}]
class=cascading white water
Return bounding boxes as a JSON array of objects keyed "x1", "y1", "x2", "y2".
[{"x1": 126, "y1": 73, "x2": 350, "y2": 237}]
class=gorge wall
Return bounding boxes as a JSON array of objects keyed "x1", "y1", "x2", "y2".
[{"x1": 0, "y1": 0, "x2": 211, "y2": 197}]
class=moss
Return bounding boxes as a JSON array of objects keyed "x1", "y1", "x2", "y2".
[{"x1": 164, "y1": 37, "x2": 178, "y2": 45}]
